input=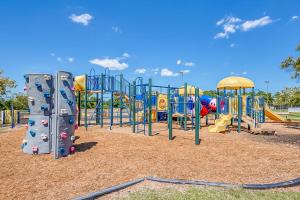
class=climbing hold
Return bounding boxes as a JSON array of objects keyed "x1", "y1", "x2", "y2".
[
  {"x1": 24, "y1": 75, "x2": 29, "y2": 81},
  {"x1": 69, "y1": 146, "x2": 75, "y2": 154},
  {"x1": 74, "y1": 124, "x2": 78, "y2": 130},
  {"x1": 61, "y1": 75, "x2": 68, "y2": 81},
  {"x1": 43, "y1": 75, "x2": 51, "y2": 80},
  {"x1": 67, "y1": 100, "x2": 73, "y2": 105},
  {"x1": 22, "y1": 139, "x2": 28, "y2": 145},
  {"x1": 23, "y1": 86, "x2": 28, "y2": 91},
  {"x1": 30, "y1": 130, "x2": 36, "y2": 137},
  {"x1": 71, "y1": 86, "x2": 75, "y2": 91},
  {"x1": 60, "y1": 89, "x2": 66, "y2": 96},
  {"x1": 71, "y1": 135, "x2": 76, "y2": 141},
  {"x1": 35, "y1": 82, "x2": 42, "y2": 88},
  {"x1": 28, "y1": 119, "x2": 35, "y2": 126},
  {"x1": 28, "y1": 97, "x2": 34, "y2": 102},
  {"x1": 59, "y1": 148, "x2": 65, "y2": 155},
  {"x1": 32, "y1": 146, "x2": 39, "y2": 154},
  {"x1": 41, "y1": 119, "x2": 48, "y2": 125},
  {"x1": 69, "y1": 117, "x2": 74, "y2": 124},
  {"x1": 41, "y1": 105, "x2": 48, "y2": 111},
  {"x1": 41, "y1": 134, "x2": 48, "y2": 141},
  {"x1": 60, "y1": 132, "x2": 68, "y2": 140},
  {"x1": 43, "y1": 92, "x2": 50, "y2": 98},
  {"x1": 61, "y1": 109, "x2": 68, "y2": 115},
  {"x1": 25, "y1": 124, "x2": 29, "y2": 129}
]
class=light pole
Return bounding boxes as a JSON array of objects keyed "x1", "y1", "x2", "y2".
[
  {"x1": 264, "y1": 80, "x2": 270, "y2": 104},
  {"x1": 179, "y1": 71, "x2": 184, "y2": 84}
]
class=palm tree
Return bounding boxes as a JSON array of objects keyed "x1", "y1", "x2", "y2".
[{"x1": 281, "y1": 44, "x2": 300, "y2": 80}]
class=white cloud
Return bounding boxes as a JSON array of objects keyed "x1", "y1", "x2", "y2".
[
  {"x1": 161, "y1": 68, "x2": 179, "y2": 77},
  {"x1": 215, "y1": 15, "x2": 274, "y2": 39},
  {"x1": 184, "y1": 62, "x2": 195, "y2": 67},
  {"x1": 122, "y1": 52, "x2": 130, "y2": 58},
  {"x1": 180, "y1": 70, "x2": 190, "y2": 75},
  {"x1": 57, "y1": 57, "x2": 62, "y2": 62},
  {"x1": 50, "y1": 53, "x2": 55, "y2": 57},
  {"x1": 69, "y1": 13, "x2": 93, "y2": 26},
  {"x1": 89, "y1": 58, "x2": 128, "y2": 70},
  {"x1": 68, "y1": 57, "x2": 74, "y2": 63},
  {"x1": 241, "y1": 16, "x2": 273, "y2": 31},
  {"x1": 135, "y1": 68, "x2": 146, "y2": 74},
  {"x1": 242, "y1": 71, "x2": 247, "y2": 75},
  {"x1": 230, "y1": 43, "x2": 235, "y2": 48},
  {"x1": 291, "y1": 16, "x2": 299, "y2": 21},
  {"x1": 176, "y1": 59, "x2": 195, "y2": 67},
  {"x1": 112, "y1": 26, "x2": 122, "y2": 33},
  {"x1": 151, "y1": 68, "x2": 159, "y2": 74}
]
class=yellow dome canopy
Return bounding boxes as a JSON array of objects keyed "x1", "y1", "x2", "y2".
[
  {"x1": 217, "y1": 76, "x2": 254, "y2": 89},
  {"x1": 178, "y1": 85, "x2": 203, "y2": 96}
]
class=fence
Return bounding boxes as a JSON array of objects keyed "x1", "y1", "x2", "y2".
[{"x1": 0, "y1": 110, "x2": 29, "y2": 127}]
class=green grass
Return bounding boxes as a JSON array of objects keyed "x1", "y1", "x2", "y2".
[{"x1": 119, "y1": 187, "x2": 300, "y2": 200}]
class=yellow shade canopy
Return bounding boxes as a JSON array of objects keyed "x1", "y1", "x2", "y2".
[
  {"x1": 178, "y1": 85, "x2": 203, "y2": 96},
  {"x1": 217, "y1": 76, "x2": 255, "y2": 90}
]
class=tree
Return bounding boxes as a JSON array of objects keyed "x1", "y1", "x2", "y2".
[
  {"x1": 256, "y1": 90, "x2": 273, "y2": 105},
  {"x1": 12, "y1": 94, "x2": 29, "y2": 110},
  {"x1": 281, "y1": 44, "x2": 300, "y2": 80},
  {"x1": 0, "y1": 70, "x2": 16, "y2": 97},
  {"x1": 203, "y1": 90, "x2": 217, "y2": 97}
]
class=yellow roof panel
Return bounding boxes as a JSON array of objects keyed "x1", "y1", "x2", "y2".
[{"x1": 217, "y1": 76, "x2": 254, "y2": 89}]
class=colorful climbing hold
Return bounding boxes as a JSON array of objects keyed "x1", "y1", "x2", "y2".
[
  {"x1": 61, "y1": 109, "x2": 68, "y2": 115},
  {"x1": 30, "y1": 130, "x2": 36, "y2": 137},
  {"x1": 59, "y1": 148, "x2": 65, "y2": 155},
  {"x1": 43, "y1": 75, "x2": 51, "y2": 80},
  {"x1": 60, "y1": 132, "x2": 68, "y2": 140},
  {"x1": 60, "y1": 89, "x2": 66, "y2": 96},
  {"x1": 69, "y1": 146, "x2": 75, "y2": 154},
  {"x1": 28, "y1": 119, "x2": 35, "y2": 126},
  {"x1": 69, "y1": 118, "x2": 74, "y2": 124},
  {"x1": 71, "y1": 135, "x2": 75, "y2": 141},
  {"x1": 41, "y1": 119, "x2": 48, "y2": 125},
  {"x1": 25, "y1": 124, "x2": 29, "y2": 129},
  {"x1": 23, "y1": 86, "x2": 28, "y2": 91},
  {"x1": 41, "y1": 134, "x2": 48, "y2": 140},
  {"x1": 32, "y1": 146, "x2": 39, "y2": 154},
  {"x1": 28, "y1": 97, "x2": 34, "y2": 102},
  {"x1": 67, "y1": 100, "x2": 73, "y2": 105},
  {"x1": 43, "y1": 92, "x2": 50, "y2": 98},
  {"x1": 35, "y1": 82, "x2": 42, "y2": 88},
  {"x1": 74, "y1": 124, "x2": 78, "y2": 130},
  {"x1": 41, "y1": 105, "x2": 48, "y2": 111}
]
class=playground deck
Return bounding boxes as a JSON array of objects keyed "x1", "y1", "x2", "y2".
[{"x1": 0, "y1": 122, "x2": 300, "y2": 199}]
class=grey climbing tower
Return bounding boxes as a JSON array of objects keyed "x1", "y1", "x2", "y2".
[
  {"x1": 22, "y1": 71, "x2": 76, "y2": 159},
  {"x1": 22, "y1": 74, "x2": 54, "y2": 154},
  {"x1": 53, "y1": 71, "x2": 76, "y2": 159}
]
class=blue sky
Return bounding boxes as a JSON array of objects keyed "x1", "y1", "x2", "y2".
[{"x1": 0, "y1": 0, "x2": 299, "y2": 94}]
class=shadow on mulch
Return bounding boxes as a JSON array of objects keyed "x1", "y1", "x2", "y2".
[
  {"x1": 75, "y1": 142, "x2": 97, "y2": 152},
  {"x1": 247, "y1": 133, "x2": 300, "y2": 148}
]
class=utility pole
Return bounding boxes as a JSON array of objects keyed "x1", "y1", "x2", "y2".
[{"x1": 264, "y1": 80, "x2": 270, "y2": 104}]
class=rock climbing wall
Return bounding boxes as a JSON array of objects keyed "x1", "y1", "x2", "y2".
[
  {"x1": 22, "y1": 74, "x2": 54, "y2": 154},
  {"x1": 22, "y1": 71, "x2": 77, "y2": 158},
  {"x1": 53, "y1": 71, "x2": 76, "y2": 158}
]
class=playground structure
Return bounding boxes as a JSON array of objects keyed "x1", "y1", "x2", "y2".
[
  {"x1": 209, "y1": 76, "x2": 266, "y2": 133},
  {"x1": 21, "y1": 71, "x2": 76, "y2": 159},
  {"x1": 74, "y1": 68, "x2": 210, "y2": 144}
]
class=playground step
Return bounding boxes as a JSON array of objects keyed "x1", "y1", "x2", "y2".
[{"x1": 250, "y1": 128, "x2": 275, "y2": 135}]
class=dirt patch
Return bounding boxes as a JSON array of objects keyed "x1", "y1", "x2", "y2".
[{"x1": 0, "y1": 122, "x2": 300, "y2": 199}]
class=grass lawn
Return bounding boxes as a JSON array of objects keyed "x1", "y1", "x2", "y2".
[{"x1": 119, "y1": 187, "x2": 300, "y2": 200}]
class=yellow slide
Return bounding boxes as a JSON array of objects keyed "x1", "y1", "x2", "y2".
[
  {"x1": 208, "y1": 114, "x2": 232, "y2": 133},
  {"x1": 74, "y1": 75, "x2": 86, "y2": 91},
  {"x1": 265, "y1": 105, "x2": 286, "y2": 122}
]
